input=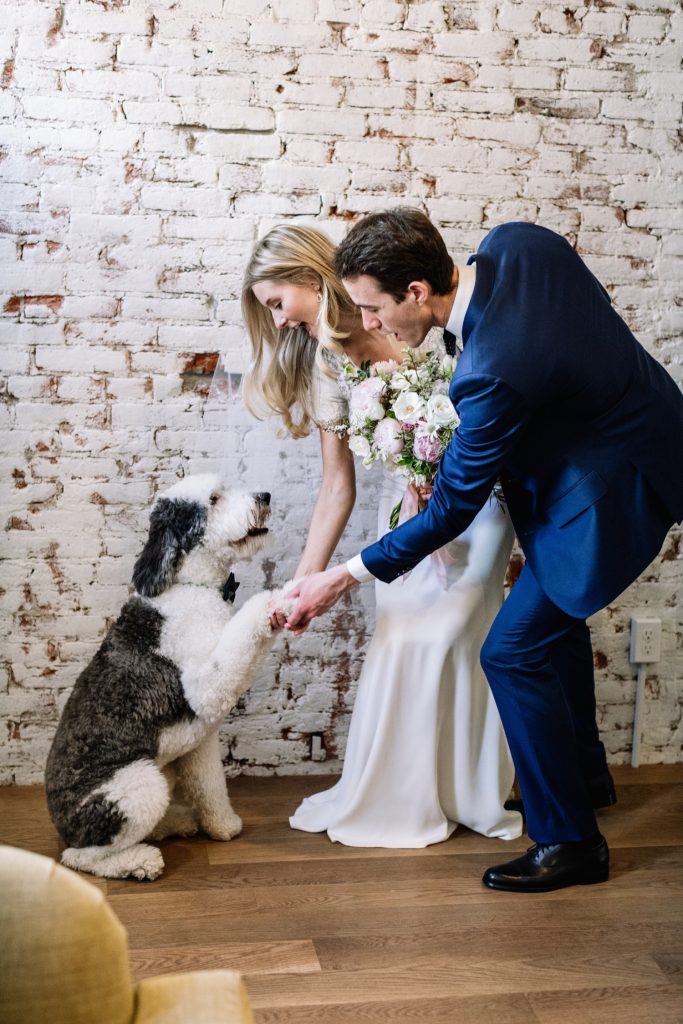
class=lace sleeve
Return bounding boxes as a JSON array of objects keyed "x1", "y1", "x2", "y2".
[{"x1": 310, "y1": 351, "x2": 348, "y2": 431}]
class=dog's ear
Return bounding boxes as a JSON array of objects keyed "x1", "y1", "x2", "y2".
[{"x1": 132, "y1": 498, "x2": 208, "y2": 597}]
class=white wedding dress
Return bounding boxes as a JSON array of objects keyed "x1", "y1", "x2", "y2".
[{"x1": 289, "y1": 354, "x2": 523, "y2": 847}]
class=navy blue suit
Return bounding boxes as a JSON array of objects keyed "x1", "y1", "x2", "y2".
[{"x1": 361, "y1": 223, "x2": 683, "y2": 842}]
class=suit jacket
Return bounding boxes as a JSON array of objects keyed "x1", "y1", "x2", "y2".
[{"x1": 361, "y1": 223, "x2": 683, "y2": 618}]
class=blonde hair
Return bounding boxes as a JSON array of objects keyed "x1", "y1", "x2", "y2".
[{"x1": 242, "y1": 224, "x2": 359, "y2": 438}]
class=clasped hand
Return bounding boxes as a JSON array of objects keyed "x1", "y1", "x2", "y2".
[{"x1": 268, "y1": 565, "x2": 359, "y2": 635}]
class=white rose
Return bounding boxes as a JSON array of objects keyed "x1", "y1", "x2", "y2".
[
  {"x1": 392, "y1": 390, "x2": 426, "y2": 425},
  {"x1": 348, "y1": 434, "x2": 372, "y2": 460},
  {"x1": 426, "y1": 394, "x2": 457, "y2": 428},
  {"x1": 390, "y1": 372, "x2": 410, "y2": 392}
]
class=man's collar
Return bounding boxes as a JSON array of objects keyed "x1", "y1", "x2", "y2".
[{"x1": 445, "y1": 263, "x2": 477, "y2": 343}]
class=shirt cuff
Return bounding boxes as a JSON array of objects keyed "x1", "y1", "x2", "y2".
[{"x1": 346, "y1": 554, "x2": 376, "y2": 584}]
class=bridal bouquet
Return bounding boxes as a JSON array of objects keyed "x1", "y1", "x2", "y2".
[{"x1": 338, "y1": 349, "x2": 459, "y2": 528}]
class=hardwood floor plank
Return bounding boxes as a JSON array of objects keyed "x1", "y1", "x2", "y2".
[
  {"x1": 597, "y1": 784, "x2": 683, "y2": 847},
  {"x1": 312, "y1": 921, "x2": 683, "y2": 971},
  {"x1": 243, "y1": 953, "x2": 668, "y2": 1008},
  {"x1": 129, "y1": 940, "x2": 320, "y2": 980},
  {"x1": 527, "y1": 984, "x2": 683, "y2": 1024},
  {"x1": 653, "y1": 952, "x2": 683, "y2": 985},
  {"x1": 609, "y1": 765, "x2": 683, "y2": 785},
  {"x1": 251, "y1": 991, "x2": 538, "y2": 1023}
]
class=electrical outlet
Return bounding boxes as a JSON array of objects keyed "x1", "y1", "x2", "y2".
[{"x1": 629, "y1": 616, "x2": 662, "y2": 663}]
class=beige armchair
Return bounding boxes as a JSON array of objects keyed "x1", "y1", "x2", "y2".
[{"x1": 0, "y1": 844, "x2": 254, "y2": 1024}]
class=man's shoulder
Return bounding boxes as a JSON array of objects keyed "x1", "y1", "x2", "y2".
[
  {"x1": 476, "y1": 223, "x2": 580, "y2": 280},
  {"x1": 480, "y1": 221, "x2": 567, "y2": 252}
]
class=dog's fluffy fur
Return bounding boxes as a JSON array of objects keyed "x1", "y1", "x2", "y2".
[{"x1": 45, "y1": 474, "x2": 289, "y2": 881}]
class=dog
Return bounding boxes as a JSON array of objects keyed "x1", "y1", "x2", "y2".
[{"x1": 45, "y1": 473, "x2": 291, "y2": 881}]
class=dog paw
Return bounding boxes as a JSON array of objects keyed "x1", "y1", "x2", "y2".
[
  {"x1": 266, "y1": 587, "x2": 297, "y2": 628},
  {"x1": 273, "y1": 593, "x2": 296, "y2": 619},
  {"x1": 62, "y1": 842, "x2": 165, "y2": 881},
  {"x1": 203, "y1": 811, "x2": 243, "y2": 841},
  {"x1": 130, "y1": 847, "x2": 165, "y2": 881}
]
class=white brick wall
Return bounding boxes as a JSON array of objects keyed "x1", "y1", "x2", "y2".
[{"x1": 1, "y1": 0, "x2": 681, "y2": 783}]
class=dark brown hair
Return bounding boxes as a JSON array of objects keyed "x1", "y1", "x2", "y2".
[{"x1": 334, "y1": 207, "x2": 454, "y2": 302}]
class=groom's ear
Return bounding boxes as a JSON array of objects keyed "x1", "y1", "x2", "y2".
[{"x1": 407, "y1": 280, "x2": 431, "y2": 306}]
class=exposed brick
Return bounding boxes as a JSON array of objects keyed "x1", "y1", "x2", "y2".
[
  {"x1": 2, "y1": 60, "x2": 15, "y2": 88},
  {"x1": 277, "y1": 108, "x2": 367, "y2": 137}
]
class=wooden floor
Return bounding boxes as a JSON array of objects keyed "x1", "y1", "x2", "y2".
[{"x1": 1, "y1": 766, "x2": 682, "y2": 1023}]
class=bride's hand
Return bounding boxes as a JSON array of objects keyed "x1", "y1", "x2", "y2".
[{"x1": 285, "y1": 565, "x2": 358, "y2": 634}]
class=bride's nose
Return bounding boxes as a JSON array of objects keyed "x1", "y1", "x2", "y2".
[{"x1": 273, "y1": 310, "x2": 288, "y2": 329}]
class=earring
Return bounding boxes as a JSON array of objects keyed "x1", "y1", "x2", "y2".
[{"x1": 317, "y1": 292, "x2": 322, "y2": 302}]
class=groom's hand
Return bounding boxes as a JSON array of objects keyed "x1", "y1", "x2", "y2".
[{"x1": 285, "y1": 564, "x2": 359, "y2": 634}]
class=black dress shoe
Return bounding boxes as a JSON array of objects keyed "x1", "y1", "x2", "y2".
[
  {"x1": 589, "y1": 770, "x2": 618, "y2": 808},
  {"x1": 504, "y1": 770, "x2": 617, "y2": 820},
  {"x1": 483, "y1": 836, "x2": 609, "y2": 893}
]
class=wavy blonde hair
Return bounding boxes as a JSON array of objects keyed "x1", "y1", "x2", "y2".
[{"x1": 242, "y1": 224, "x2": 359, "y2": 438}]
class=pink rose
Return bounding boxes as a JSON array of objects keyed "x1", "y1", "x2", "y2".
[
  {"x1": 373, "y1": 417, "x2": 404, "y2": 456},
  {"x1": 412, "y1": 427, "x2": 442, "y2": 462}
]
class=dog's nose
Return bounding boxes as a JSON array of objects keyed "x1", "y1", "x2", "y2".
[{"x1": 253, "y1": 492, "x2": 271, "y2": 506}]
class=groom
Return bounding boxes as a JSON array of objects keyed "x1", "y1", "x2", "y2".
[{"x1": 284, "y1": 208, "x2": 683, "y2": 893}]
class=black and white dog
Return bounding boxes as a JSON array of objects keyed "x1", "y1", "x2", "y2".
[{"x1": 46, "y1": 474, "x2": 291, "y2": 881}]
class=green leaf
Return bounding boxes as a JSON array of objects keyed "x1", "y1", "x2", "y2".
[{"x1": 389, "y1": 498, "x2": 403, "y2": 530}]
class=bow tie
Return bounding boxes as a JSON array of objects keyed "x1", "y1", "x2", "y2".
[
  {"x1": 443, "y1": 329, "x2": 457, "y2": 357},
  {"x1": 221, "y1": 572, "x2": 240, "y2": 604}
]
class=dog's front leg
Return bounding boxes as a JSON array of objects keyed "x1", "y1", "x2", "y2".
[
  {"x1": 176, "y1": 730, "x2": 242, "y2": 840},
  {"x1": 182, "y1": 590, "x2": 287, "y2": 723}
]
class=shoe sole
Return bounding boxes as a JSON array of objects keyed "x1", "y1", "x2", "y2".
[{"x1": 483, "y1": 866, "x2": 609, "y2": 893}]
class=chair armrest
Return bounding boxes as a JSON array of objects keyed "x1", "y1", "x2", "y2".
[{"x1": 133, "y1": 970, "x2": 254, "y2": 1024}]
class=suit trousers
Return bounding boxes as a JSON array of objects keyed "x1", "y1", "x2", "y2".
[{"x1": 480, "y1": 564, "x2": 607, "y2": 843}]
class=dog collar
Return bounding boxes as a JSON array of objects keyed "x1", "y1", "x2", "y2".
[{"x1": 221, "y1": 572, "x2": 240, "y2": 604}]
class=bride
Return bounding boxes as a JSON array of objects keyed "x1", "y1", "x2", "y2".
[{"x1": 241, "y1": 224, "x2": 522, "y2": 847}]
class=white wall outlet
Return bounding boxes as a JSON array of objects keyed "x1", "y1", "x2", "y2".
[{"x1": 629, "y1": 616, "x2": 662, "y2": 663}]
